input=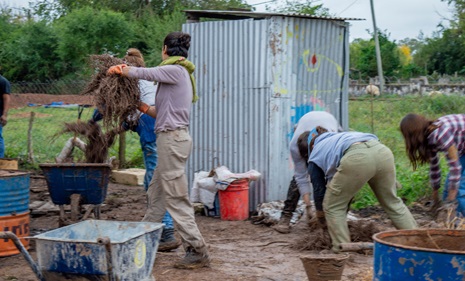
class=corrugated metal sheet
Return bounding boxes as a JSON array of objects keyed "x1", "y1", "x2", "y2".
[
  {"x1": 184, "y1": 9, "x2": 364, "y2": 22},
  {"x1": 183, "y1": 14, "x2": 349, "y2": 210}
]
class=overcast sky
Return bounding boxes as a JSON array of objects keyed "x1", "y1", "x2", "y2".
[
  {"x1": 2, "y1": 0, "x2": 454, "y2": 41},
  {"x1": 248, "y1": 0, "x2": 453, "y2": 41}
]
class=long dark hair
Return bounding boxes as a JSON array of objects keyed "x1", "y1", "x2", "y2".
[
  {"x1": 297, "y1": 126, "x2": 329, "y2": 161},
  {"x1": 400, "y1": 113, "x2": 438, "y2": 170},
  {"x1": 164, "y1": 32, "x2": 191, "y2": 58}
]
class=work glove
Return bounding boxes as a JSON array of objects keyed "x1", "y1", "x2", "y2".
[
  {"x1": 107, "y1": 64, "x2": 128, "y2": 75},
  {"x1": 138, "y1": 102, "x2": 150, "y2": 114},
  {"x1": 316, "y1": 210, "x2": 327, "y2": 228}
]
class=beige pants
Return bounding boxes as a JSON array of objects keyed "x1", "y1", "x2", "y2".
[
  {"x1": 324, "y1": 140, "x2": 417, "y2": 252},
  {"x1": 142, "y1": 128, "x2": 208, "y2": 255}
]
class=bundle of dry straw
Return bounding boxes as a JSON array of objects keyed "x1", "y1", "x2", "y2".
[
  {"x1": 61, "y1": 121, "x2": 121, "y2": 163},
  {"x1": 81, "y1": 54, "x2": 141, "y2": 131}
]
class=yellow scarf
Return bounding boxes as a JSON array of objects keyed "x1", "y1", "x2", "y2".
[{"x1": 159, "y1": 56, "x2": 198, "y2": 103}]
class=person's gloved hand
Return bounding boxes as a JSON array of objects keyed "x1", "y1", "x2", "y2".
[
  {"x1": 107, "y1": 64, "x2": 128, "y2": 75},
  {"x1": 138, "y1": 102, "x2": 150, "y2": 114},
  {"x1": 316, "y1": 210, "x2": 326, "y2": 228}
]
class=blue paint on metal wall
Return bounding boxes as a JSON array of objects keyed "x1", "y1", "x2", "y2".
[
  {"x1": 39, "y1": 164, "x2": 111, "y2": 205},
  {"x1": 0, "y1": 171, "x2": 30, "y2": 216},
  {"x1": 35, "y1": 220, "x2": 163, "y2": 280},
  {"x1": 288, "y1": 101, "x2": 327, "y2": 141}
]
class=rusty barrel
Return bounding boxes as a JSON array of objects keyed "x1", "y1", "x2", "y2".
[
  {"x1": 0, "y1": 170, "x2": 30, "y2": 257},
  {"x1": 373, "y1": 229, "x2": 465, "y2": 281},
  {"x1": 0, "y1": 212, "x2": 30, "y2": 257}
]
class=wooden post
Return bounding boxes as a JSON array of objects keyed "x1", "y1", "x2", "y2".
[
  {"x1": 27, "y1": 112, "x2": 35, "y2": 164},
  {"x1": 118, "y1": 131, "x2": 126, "y2": 168}
]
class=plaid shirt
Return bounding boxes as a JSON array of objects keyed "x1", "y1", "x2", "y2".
[{"x1": 428, "y1": 114, "x2": 465, "y2": 191}]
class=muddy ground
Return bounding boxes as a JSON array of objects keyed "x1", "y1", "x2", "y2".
[
  {"x1": 1, "y1": 94, "x2": 437, "y2": 281},
  {"x1": 0, "y1": 175, "x2": 438, "y2": 281}
]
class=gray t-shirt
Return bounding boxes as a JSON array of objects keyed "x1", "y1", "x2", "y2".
[
  {"x1": 309, "y1": 132, "x2": 378, "y2": 182},
  {"x1": 129, "y1": 65, "x2": 192, "y2": 132},
  {"x1": 289, "y1": 111, "x2": 340, "y2": 196}
]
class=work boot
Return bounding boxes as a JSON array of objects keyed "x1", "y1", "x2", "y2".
[
  {"x1": 158, "y1": 228, "x2": 182, "y2": 252},
  {"x1": 173, "y1": 247, "x2": 210, "y2": 269},
  {"x1": 272, "y1": 213, "x2": 292, "y2": 234}
]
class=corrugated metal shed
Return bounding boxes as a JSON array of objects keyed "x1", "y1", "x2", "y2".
[{"x1": 183, "y1": 10, "x2": 357, "y2": 211}]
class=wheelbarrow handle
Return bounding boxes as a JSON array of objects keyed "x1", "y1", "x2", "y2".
[
  {"x1": 339, "y1": 242, "x2": 374, "y2": 252},
  {"x1": 0, "y1": 231, "x2": 46, "y2": 281}
]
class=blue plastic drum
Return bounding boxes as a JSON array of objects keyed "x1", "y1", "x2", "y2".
[
  {"x1": 373, "y1": 229, "x2": 465, "y2": 281},
  {"x1": 0, "y1": 170, "x2": 30, "y2": 216}
]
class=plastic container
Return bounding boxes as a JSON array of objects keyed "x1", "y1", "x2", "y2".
[
  {"x1": 373, "y1": 229, "x2": 465, "y2": 281},
  {"x1": 0, "y1": 170, "x2": 30, "y2": 216},
  {"x1": 34, "y1": 219, "x2": 163, "y2": 281},
  {"x1": 204, "y1": 193, "x2": 220, "y2": 217},
  {"x1": 218, "y1": 179, "x2": 249, "y2": 220},
  {"x1": 39, "y1": 163, "x2": 111, "y2": 205},
  {"x1": 0, "y1": 212, "x2": 30, "y2": 257}
]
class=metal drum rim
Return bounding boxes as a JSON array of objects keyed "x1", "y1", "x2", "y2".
[
  {"x1": 39, "y1": 163, "x2": 112, "y2": 168},
  {"x1": 373, "y1": 228, "x2": 465, "y2": 255}
]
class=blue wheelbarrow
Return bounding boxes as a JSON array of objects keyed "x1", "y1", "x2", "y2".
[
  {"x1": 39, "y1": 163, "x2": 112, "y2": 226},
  {"x1": 0, "y1": 219, "x2": 164, "y2": 281}
]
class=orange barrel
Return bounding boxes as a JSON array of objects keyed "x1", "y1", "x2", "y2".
[
  {"x1": 0, "y1": 212, "x2": 30, "y2": 257},
  {"x1": 218, "y1": 179, "x2": 249, "y2": 221}
]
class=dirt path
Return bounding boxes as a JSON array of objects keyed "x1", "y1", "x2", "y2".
[{"x1": 1, "y1": 177, "x2": 426, "y2": 281}]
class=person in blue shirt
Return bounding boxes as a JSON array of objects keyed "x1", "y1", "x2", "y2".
[
  {"x1": 0, "y1": 74, "x2": 11, "y2": 158},
  {"x1": 303, "y1": 128, "x2": 417, "y2": 252}
]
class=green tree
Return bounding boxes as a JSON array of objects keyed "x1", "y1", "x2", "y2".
[
  {"x1": 349, "y1": 31, "x2": 401, "y2": 79},
  {"x1": 0, "y1": 20, "x2": 61, "y2": 81},
  {"x1": 33, "y1": 0, "x2": 251, "y2": 19},
  {"x1": 414, "y1": 28, "x2": 465, "y2": 75},
  {"x1": 54, "y1": 7, "x2": 136, "y2": 76},
  {"x1": 272, "y1": 0, "x2": 330, "y2": 16}
]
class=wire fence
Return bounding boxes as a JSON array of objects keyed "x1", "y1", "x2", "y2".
[
  {"x1": 10, "y1": 74, "x2": 465, "y2": 95},
  {"x1": 11, "y1": 79, "x2": 89, "y2": 95}
]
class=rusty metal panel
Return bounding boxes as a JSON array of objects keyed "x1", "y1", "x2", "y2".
[
  {"x1": 183, "y1": 15, "x2": 349, "y2": 210},
  {"x1": 268, "y1": 16, "x2": 349, "y2": 201}
]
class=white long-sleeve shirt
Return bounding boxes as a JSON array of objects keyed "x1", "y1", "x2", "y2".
[{"x1": 289, "y1": 111, "x2": 340, "y2": 196}]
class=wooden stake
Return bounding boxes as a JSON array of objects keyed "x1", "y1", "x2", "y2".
[
  {"x1": 27, "y1": 112, "x2": 35, "y2": 164},
  {"x1": 118, "y1": 131, "x2": 126, "y2": 168}
]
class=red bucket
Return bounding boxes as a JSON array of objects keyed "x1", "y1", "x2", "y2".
[{"x1": 218, "y1": 179, "x2": 249, "y2": 221}]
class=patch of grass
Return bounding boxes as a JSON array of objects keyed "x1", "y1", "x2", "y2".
[
  {"x1": 349, "y1": 94, "x2": 465, "y2": 209},
  {"x1": 6, "y1": 94, "x2": 465, "y2": 208},
  {"x1": 4, "y1": 106, "x2": 143, "y2": 169}
]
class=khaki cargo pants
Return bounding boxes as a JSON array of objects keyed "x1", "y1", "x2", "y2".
[
  {"x1": 324, "y1": 139, "x2": 417, "y2": 252},
  {"x1": 142, "y1": 128, "x2": 208, "y2": 255}
]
